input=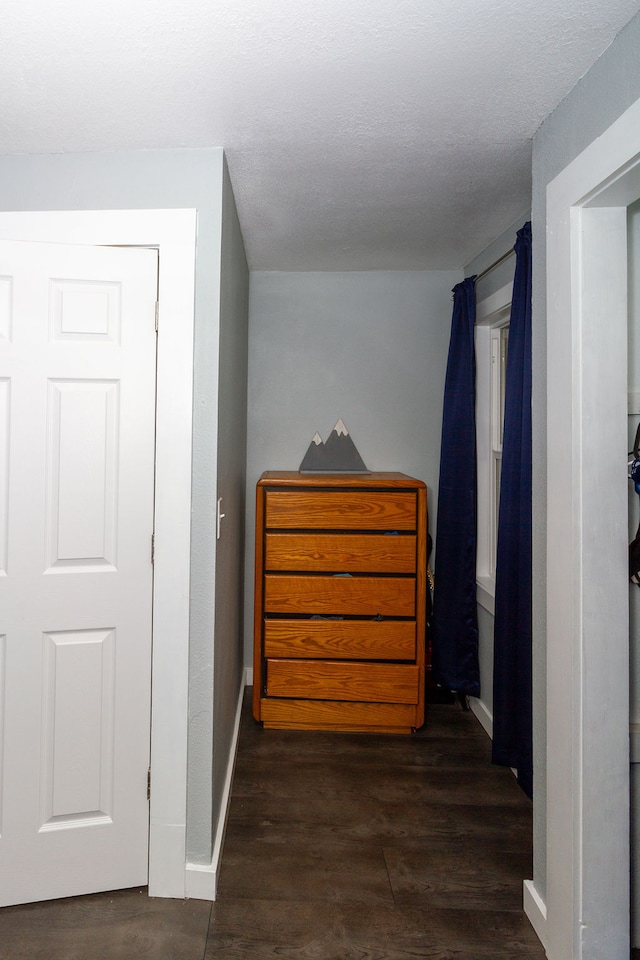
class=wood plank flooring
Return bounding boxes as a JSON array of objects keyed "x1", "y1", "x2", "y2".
[
  {"x1": 0, "y1": 689, "x2": 546, "y2": 959},
  {"x1": 209, "y1": 690, "x2": 545, "y2": 959},
  {"x1": 0, "y1": 888, "x2": 211, "y2": 960}
]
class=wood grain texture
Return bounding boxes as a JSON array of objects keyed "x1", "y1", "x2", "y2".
[
  {"x1": 0, "y1": 888, "x2": 212, "y2": 960},
  {"x1": 265, "y1": 532, "x2": 417, "y2": 572},
  {"x1": 259, "y1": 471, "x2": 424, "y2": 489},
  {"x1": 254, "y1": 473, "x2": 427, "y2": 731},
  {"x1": 265, "y1": 490, "x2": 417, "y2": 530},
  {"x1": 265, "y1": 660, "x2": 420, "y2": 704},
  {"x1": 207, "y1": 898, "x2": 546, "y2": 959},
  {"x1": 263, "y1": 574, "x2": 416, "y2": 617},
  {"x1": 263, "y1": 619, "x2": 416, "y2": 660},
  {"x1": 252, "y1": 477, "x2": 267, "y2": 722},
  {"x1": 0, "y1": 692, "x2": 545, "y2": 960},
  {"x1": 415, "y1": 483, "x2": 428, "y2": 725},
  {"x1": 208, "y1": 692, "x2": 545, "y2": 960},
  {"x1": 259, "y1": 696, "x2": 417, "y2": 732}
]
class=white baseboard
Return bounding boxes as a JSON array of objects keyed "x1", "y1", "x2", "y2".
[
  {"x1": 184, "y1": 671, "x2": 246, "y2": 901},
  {"x1": 469, "y1": 695, "x2": 493, "y2": 739},
  {"x1": 471, "y1": 698, "x2": 545, "y2": 952},
  {"x1": 184, "y1": 860, "x2": 217, "y2": 902},
  {"x1": 523, "y1": 879, "x2": 547, "y2": 951}
]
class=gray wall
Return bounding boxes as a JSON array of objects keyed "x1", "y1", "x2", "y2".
[
  {"x1": 244, "y1": 269, "x2": 459, "y2": 666},
  {"x1": 630, "y1": 200, "x2": 640, "y2": 724},
  {"x1": 630, "y1": 199, "x2": 640, "y2": 943},
  {"x1": 210, "y1": 158, "x2": 249, "y2": 855},
  {"x1": 0, "y1": 147, "x2": 247, "y2": 866},
  {"x1": 532, "y1": 7, "x2": 640, "y2": 905}
]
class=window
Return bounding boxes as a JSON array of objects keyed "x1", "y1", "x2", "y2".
[
  {"x1": 475, "y1": 283, "x2": 512, "y2": 614},
  {"x1": 490, "y1": 323, "x2": 509, "y2": 560}
]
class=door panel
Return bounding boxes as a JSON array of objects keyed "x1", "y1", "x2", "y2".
[
  {"x1": 46, "y1": 379, "x2": 120, "y2": 570},
  {"x1": 0, "y1": 378, "x2": 8, "y2": 575},
  {"x1": 0, "y1": 239, "x2": 157, "y2": 906},
  {"x1": 40, "y1": 628, "x2": 116, "y2": 828}
]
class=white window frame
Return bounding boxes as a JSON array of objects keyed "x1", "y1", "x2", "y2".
[{"x1": 475, "y1": 281, "x2": 513, "y2": 614}]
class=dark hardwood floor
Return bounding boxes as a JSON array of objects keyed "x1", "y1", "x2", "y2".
[
  {"x1": 210, "y1": 689, "x2": 544, "y2": 959},
  {"x1": 0, "y1": 889, "x2": 210, "y2": 960},
  {"x1": 0, "y1": 689, "x2": 546, "y2": 959}
]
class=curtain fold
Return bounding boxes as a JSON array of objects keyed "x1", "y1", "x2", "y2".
[
  {"x1": 492, "y1": 221, "x2": 533, "y2": 797},
  {"x1": 431, "y1": 277, "x2": 480, "y2": 697}
]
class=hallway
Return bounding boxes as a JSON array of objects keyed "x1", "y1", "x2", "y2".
[{"x1": 0, "y1": 690, "x2": 544, "y2": 958}]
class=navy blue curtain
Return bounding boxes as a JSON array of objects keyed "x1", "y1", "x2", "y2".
[
  {"x1": 431, "y1": 277, "x2": 480, "y2": 697},
  {"x1": 492, "y1": 222, "x2": 533, "y2": 797}
]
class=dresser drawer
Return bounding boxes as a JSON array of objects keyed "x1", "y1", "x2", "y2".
[
  {"x1": 265, "y1": 490, "x2": 416, "y2": 530},
  {"x1": 260, "y1": 697, "x2": 419, "y2": 732},
  {"x1": 265, "y1": 532, "x2": 416, "y2": 573},
  {"x1": 263, "y1": 619, "x2": 416, "y2": 660},
  {"x1": 263, "y1": 574, "x2": 415, "y2": 617},
  {"x1": 265, "y1": 659, "x2": 420, "y2": 704}
]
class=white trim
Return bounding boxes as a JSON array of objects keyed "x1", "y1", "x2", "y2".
[
  {"x1": 545, "y1": 95, "x2": 640, "y2": 958},
  {"x1": 183, "y1": 861, "x2": 218, "y2": 902},
  {"x1": 469, "y1": 695, "x2": 493, "y2": 738},
  {"x1": 476, "y1": 281, "x2": 513, "y2": 591},
  {"x1": 185, "y1": 671, "x2": 247, "y2": 901},
  {"x1": 475, "y1": 576, "x2": 495, "y2": 615},
  {"x1": 475, "y1": 281, "x2": 513, "y2": 325},
  {"x1": 0, "y1": 209, "x2": 196, "y2": 899},
  {"x1": 523, "y1": 879, "x2": 547, "y2": 951}
]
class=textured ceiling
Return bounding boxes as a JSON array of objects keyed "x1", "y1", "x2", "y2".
[{"x1": 1, "y1": 0, "x2": 640, "y2": 269}]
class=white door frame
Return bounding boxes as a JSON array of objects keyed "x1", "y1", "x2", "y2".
[
  {"x1": 0, "y1": 209, "x2": 197, "y2": 899},
  {"x1": 545, "y1": 98, "x2": 640, "y2": 958}
]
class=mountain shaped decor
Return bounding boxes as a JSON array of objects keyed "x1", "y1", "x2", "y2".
[{"x1": 299, "y1": 419, "x2": 370, "y2": 474}]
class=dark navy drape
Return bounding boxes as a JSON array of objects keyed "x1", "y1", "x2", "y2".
[
  {"x1": 492, "y1": 222, "x2": 533, "y2": 797},
  {"x1": 431, "y1": 277, "x2": 480, "y2": 697}
]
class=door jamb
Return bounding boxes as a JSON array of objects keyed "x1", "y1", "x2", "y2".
[{"x1": 545, "y1": 98, "x2": 640, "y2": 957}]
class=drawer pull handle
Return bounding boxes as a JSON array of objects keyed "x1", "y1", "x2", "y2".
[{"x1": 374, "y1": 613, "x2": 384, "y2": 622}]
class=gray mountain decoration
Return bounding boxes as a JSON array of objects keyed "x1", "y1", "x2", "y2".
[{"x1": 299, "y1": 419, "x2": 370, "y2": 473}]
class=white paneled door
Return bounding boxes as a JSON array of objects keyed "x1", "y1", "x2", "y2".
[{"x1": 0, "y1": 240, "x2": 158, "y2": 906}]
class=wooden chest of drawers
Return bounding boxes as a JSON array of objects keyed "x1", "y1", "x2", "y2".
[{"x1": 252, "y1": 472, "x2": 428, "y2": 733}]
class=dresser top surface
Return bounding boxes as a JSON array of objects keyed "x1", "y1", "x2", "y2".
[{"x1": 258, "y1": 471, "x2": 425, "y2": 490}]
